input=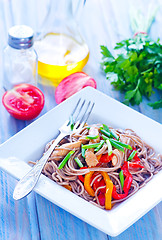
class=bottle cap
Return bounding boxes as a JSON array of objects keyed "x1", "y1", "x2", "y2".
[{"x1": 8, "y1": 25, "x2": 34, "y2": 49}]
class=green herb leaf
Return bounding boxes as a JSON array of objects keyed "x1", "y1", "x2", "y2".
[
  {"x1": 148, "y1": 99, "x2": 162, "y2": 109},
  {"x1": 100, "y1": 32, "x2": 162, "y2": 109}
]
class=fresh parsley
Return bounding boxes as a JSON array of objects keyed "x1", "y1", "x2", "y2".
[{"x1": 100, "y1": 33, "x2": 162, "y2": 108}]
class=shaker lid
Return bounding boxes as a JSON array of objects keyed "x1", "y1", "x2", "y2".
[{"x1": 8, "y1": 25, "x2": 34, "y2": 49}]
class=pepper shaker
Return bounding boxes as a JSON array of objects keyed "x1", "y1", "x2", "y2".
[{"x1": 3, "y1": 25, "x2": 38, "y2": 90}]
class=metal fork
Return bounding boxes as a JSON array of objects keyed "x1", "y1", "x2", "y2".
[{"x1": 13, "y1": 99, "x2": 95, "y2": 200}]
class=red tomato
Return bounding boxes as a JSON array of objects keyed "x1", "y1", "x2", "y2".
[
  {"x1": 2, "y1": 84, "x2": 45, "y2": 120},
  {"x1": 55, "y1": 72, "x2": 97, "y2": 104}
]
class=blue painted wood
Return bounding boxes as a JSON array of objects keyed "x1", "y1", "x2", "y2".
[{"x1": 0, "y1": 0, "x2": 161, "y2": 239}]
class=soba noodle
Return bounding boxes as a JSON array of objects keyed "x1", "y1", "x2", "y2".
[{"x1": 41, "y1": 124, "x2": 162, "y2": 210}]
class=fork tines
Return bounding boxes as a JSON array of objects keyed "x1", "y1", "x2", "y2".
[{"x1": 71, "y1": 98, "x2": 95, "y2": 129}]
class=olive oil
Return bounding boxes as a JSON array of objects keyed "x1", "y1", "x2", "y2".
[{"x1": 34, "y1": 33, "x2": 89, "y2": 86}]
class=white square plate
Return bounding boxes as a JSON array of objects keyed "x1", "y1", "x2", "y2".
[{"x1": 0, "y1": 87, "x2": 162, "y2": 236}]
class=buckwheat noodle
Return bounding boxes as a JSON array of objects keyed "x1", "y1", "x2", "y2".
[{"x1": 41, "y1": 124, "x2": 162, "y2": 209}]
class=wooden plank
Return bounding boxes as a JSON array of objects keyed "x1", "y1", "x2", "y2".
[
  {"x1": 35, "y1": 194, "x2": 108, "y2": 240},
  {"x1": 0, "y1": 0, "x2": 161, "y2": 239}
]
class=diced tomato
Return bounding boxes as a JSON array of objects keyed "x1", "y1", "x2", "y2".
[
  {"x1": 2, "y1": 84, "x2": 45, "y2": 120},
  {"x1": 55, "y1": 72, "x2": 97, "y2": 104},
  {"x1": 99, "y1": 153, "x2": 114, "y2": 163},
  {"x1": 98, "y1": 193, "x2": 105, "y2": 206}
]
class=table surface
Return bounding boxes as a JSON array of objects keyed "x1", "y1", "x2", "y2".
[{"x1": 0, "y1": 0, "x2": 162, "y2": 239}]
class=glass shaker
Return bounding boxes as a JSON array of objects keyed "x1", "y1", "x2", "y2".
[
  {"x1": 34, "y1": 0, "x2": 89, "y2": 86},
  {"x1": 3, "y1": 25, "x2": 38, "y2": 90}
]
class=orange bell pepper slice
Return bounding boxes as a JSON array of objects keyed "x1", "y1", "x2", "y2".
[
  {"x1": 84, "y1": 171, "x2": 113, "y2": 209},
  {"x1": 84, "y1": 171, "x2": 95, "y2": 196},
  {"x1": 100, "y1": 172, "x2": 113, "y2": 210}
]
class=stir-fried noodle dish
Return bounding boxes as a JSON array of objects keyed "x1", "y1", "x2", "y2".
[{"x1": 41, "y1": 123, "x2": 162, "y2": 210}]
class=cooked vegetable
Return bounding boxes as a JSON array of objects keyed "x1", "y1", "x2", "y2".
[
  {"x1": 100, "y1": 128, "x2": 111, "y2": 138},
  {"x1": 127, "y1": 150, "x2": 137, "y2": 161},
  {"x1": 100, "y1": 172, "x2": 113, "y2": 210},
  {"x1": 74, "y1": 157, "x2": 83, "y2": 168},
  {"x1": 82, "y1": 143, "x2": 101, "y2": 149},
  {"x1": 43, "y1": 122, "x2": 162, "y2": 210},
  {"x1": 94, "y1": 140, "x2": 105, "y2": 152},
  {"x1": 106, "y1": 139, "x2": 112, "y2": 156},
  {"x1": 69, "y1": 115, "x2": 74, "y2": 131},
  {"x1": 55, "y1": 72, "x2": 97, "y2": 104},
  {"x1": 100, "y1": 9, "x2": 162, "y2": 108},
  {"x1": 84, "y1": 171, "x2": 95, "y2": 196},
  {"x1": 110, "y1": 139, "x2": 132, "y2": 150},
  {"x1": 99, "y1": 153, "x2": 114, "y2": 163},
  {"x1": 85, "y1": 135, "x2": 99, "y2": 140},
  {"x1": 112, "y1": 161, "x2": 133, "y2": 199},
  {"x1": 81, "y1": 144, "x2": 86, "y2": 158},
  {"x1": 109, "y1": 139, "x2": 125, "y2": 152},
  {"x1": 119, "y1": 170, "x2": 124, "y2": 190},
  {"x1": 58, "y1": 150, "x2": 75, "y2": 169},
  {"x1": 103, "y1": 124, "x2": 119, "y2": 140}
]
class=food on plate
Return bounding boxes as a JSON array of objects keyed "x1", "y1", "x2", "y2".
[
  {"x1": 2, "y1": 84, "x2": 45, "y2": 120},
  {"x1": 41, "y1": 123, "x2": 162, "y2": 210},
  {"x1": 55, "y1": 72, "x2": 97, "y2": 104}
]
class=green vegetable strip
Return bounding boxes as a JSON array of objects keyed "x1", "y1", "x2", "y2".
[
  {"x1": 101, "y1": 134, "x2": 109, "y2": 140},
  {"x1": 110, "y1": 130, "x2": 119, "y2": 141},
  {"x1": 106, "y1": 139, "x2": 112, "y2": 156},
  {"x1": 74, "y1": 157, "x2": 83, "y2": 168},
  {"x1": 103, "y1": 124, "x2": 111, "y2": 133},
  {"x1": 85, "y1": 135, "x2": 99, "y2": 140},
  {"x1": 82, "y1": 143, "x2": 101, "y2": 149},
  {"x1": 109, "y1": 139, "x2": 125, "y2": 152},
  {"x1": 100, "y1": 128, "x2": 111, "y2": 138},
  {"x1": 69, "y1": 115, "x2": 74, "y2": 131},
  {"x1": 58, "y1": 150, "x2": 75, "y2": 169},
  {"x1": 102, "y1": 124, "x2": 119, "y2": 140},
  {"x1": 94, "y1": 140, "x2": 105, "y2": 152},
  {"x1": 127, "y1": 150, "x2": 137, "y2": 161},
  {"x1": 81, "y1": 144, "x2": 86, "y2": 158},
  {"x1": 110, "y1": 139, "x2": 132, "y2": 150},
  {"x1": 119, "y1": 170, "x2": 124, "y2": 190}
]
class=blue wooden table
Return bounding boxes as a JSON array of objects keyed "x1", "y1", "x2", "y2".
[{"x1": 0, "y1": 0, "x2": 162, "y2": 239}]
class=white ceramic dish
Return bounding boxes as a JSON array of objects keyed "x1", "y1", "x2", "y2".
[{"x1": 0, "y1": 87, "x2": 162, "y2": 236}]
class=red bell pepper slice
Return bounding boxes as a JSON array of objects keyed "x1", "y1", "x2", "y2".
[
  {"x1": 78, "y1": 167, "x2": 87, "y2": 182},
  {"x1": 112, "y1": 161, "x2": 133, "y2": 200},
  {"x1": 129, "y1": 162, "x2": 144, "y2": 168},
  {"x1": 99, "y1": 153, "x2": 114, "y2": 163},
  {"x1": 98, "y1": 193, "x2": 105, "y2": 206}
]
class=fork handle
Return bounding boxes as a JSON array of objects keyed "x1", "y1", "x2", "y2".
[{"x1": 13, "y1": 133, "x2": 65, "y2": 200}]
